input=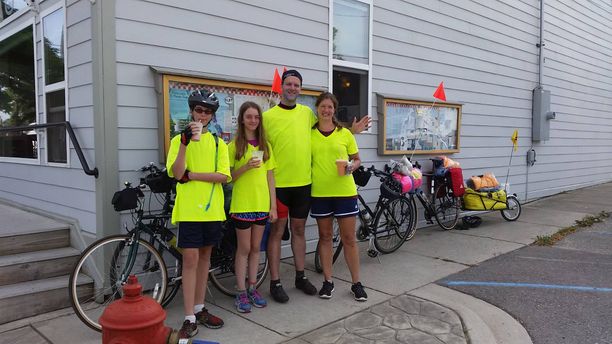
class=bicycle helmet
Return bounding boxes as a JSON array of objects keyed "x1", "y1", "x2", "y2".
[{"x1": 188, "y1": 89, "x2": 219, "y2": 112}]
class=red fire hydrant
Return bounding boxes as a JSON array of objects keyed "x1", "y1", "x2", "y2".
[{"x1": 100, "y1": 275, "x2": 172, "y2": 344}]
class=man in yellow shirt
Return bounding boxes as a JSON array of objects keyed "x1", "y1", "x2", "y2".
[
  {"x1": 263, "y1": 70, "x2": 370, "y2": 303},
  {"x1": 166, "y1": 90, "x2": 230, "y2": 338}
]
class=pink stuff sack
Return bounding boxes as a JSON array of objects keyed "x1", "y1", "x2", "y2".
[{"x1": 392, "y1": 172, "x2": 413, "y2": 194}]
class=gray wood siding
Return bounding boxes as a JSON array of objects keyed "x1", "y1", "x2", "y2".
[
  {"x1": 0, "y1": 0, "x2": 97, "y2": 233},
  {"x1": 367, "y1": 0, "x2": 611, "y2": 205},
  {"x1": 113, "y1": 0, "x2": 329, "y2": 181}
]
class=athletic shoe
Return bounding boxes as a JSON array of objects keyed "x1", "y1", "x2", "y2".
[
  {"x1": 195, "y1": 308, "x2": 224, "y2": 328},
  {"x1": 295, "y1": 276, "x2": 317, "y2": 295},
  {"x1": 318, "y1": 281, "x2": 335, "y2": 299},
  {"x1": 248, "y1": 288, "x2": 267, "y2": 308},
  {"x1": 235, "y1": 292, "x2": 252, "y2": 313},
  {"x1": 178, "y1": 320, "x2": 198, "y2": 339},
  {"x1": 270, "y1": 282, "x2": 289, "y2": 303},
  {"x1": 351, "y1": 282, "x2": 368, "y2": 302}
]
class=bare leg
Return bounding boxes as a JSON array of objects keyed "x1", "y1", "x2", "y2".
[
  {"x1": 248, "y1": 224, "x2": 265, "y2": 284},
  {"x1": 338, "y1": 216, "x2": 360, "y2": 283},
  {"x1": 267, "y1": 218, "x2": 287, "y2": 281},
  {"x1": 235, "y1": 228, "x2": 251, "y2": 290},
  {"x1": 194, "y1": 246, "x2": 213, "y2": 305},
  {"x1": 316, "y1": 217, "x2": 334, "y2": 282},
  {"x1": 181, "y1": 248, "x2": 199, "y2": 316},
  {"x1": 289, "y1": 217, "x2": 307, "y2": 271}
]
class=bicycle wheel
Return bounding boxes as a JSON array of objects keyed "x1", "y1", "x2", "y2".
[
  {"x1": 69, "y1": 235, "x2": 167, "y2": 331},
  {"x1": 433, "y1": 183, "x2": 460, "y2": 230},
  {"x1": 208, "y1": 227, "x2": 269, "y2": 296},
  {"x1": 314, "y1": 218, "x2": 342, "y2": 273},
  {"x1": 373, "y1": 197, "x2": 413, "y2": 254},
  {"x1": 405, "y1": 195, "x2": 419, "y2": 241},
  {"x1": 501, "y1": 195, "x2": 522, "y2": 221},
  {"x1": 161, "y1": 256, "x2": 182, "y2": 307}
]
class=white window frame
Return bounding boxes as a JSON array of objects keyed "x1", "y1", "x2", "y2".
[
  {"x1": 40, "y1": 2, "x2": 69, "y2": 167},
  {"x1": 0, "y1": 19, "x2": 40, "y2": 164},
  {"x1": 328, "y1": 0, "x2": 373, "y2": 130}
]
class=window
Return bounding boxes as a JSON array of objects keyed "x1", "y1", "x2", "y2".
[
  {"x1": 330, "y1": 0, "x2": 372, "y2": 129},
  {"x1": 0, "y1": 25, "x2": 37, "y2": 159},
  {"x1": 43, "y1": 7, "x2": 67, "y2": 164},
  {"x1": 0, "y1": 1, "x2": 28, "y2": 25}
]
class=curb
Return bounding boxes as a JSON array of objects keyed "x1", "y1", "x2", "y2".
[{"x1": 409, "y1": 284, "x2": 532, "y2": 344}]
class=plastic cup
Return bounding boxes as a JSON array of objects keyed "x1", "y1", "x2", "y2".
[
  {"x1": 251, "y1": 150, "x2": 264, "y2": 162},
  {"x1": 336, "y1": 159, "x2": 348, "y2": 176},
  {"x1": 191, "y1": 121, "x2": 203, "y2": 142}
]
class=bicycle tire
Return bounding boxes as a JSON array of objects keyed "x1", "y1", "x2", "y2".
[
  {"x1": 405, "y1": 195, "x2": 419, "y2": 241},
  {"x1": 69, "y1": 235, "x2": 168, "y2": 332},
  {"x1": 161, "y1": 257, "x2": 182, "y2": 307},
  {"x1": 501, "y1": 195, "x2": 522, "y2": 221},
  {"x1": 314, "y1": 218, "x2": 342, "y2": 273},
  {"x1": 373, "y1": 197, "x2": 413, "y2": 254},
  {"x1": 433, "y1": 183, "x2": 460, "y2": 230}
]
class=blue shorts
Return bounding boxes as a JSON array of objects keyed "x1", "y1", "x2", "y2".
[
  {"x1": 177, "y1": 221, "x2": 222, "y2": 248},
  {"x1": 310, "y1": 197, "x2": 359, "y2": 219}
]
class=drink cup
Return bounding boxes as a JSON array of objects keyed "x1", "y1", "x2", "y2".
[
  {"x1": 336, "y1": 159, "x2": 348, "y2": 176},
  {"x1": 190, "y1": 121, "x2": 203, "y2": 142},
  {"x1": 251, "y1": 150, "x2": 264, "y2": 167}
]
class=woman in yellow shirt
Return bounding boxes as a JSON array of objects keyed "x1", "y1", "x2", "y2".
[
  {"x1": 311, "y1": 92, "x2": 367, "y2": 301},
  {"x1": 228, "y1": 101, "x2": 277, "y2": 313}
]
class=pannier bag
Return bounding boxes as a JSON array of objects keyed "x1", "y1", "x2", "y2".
[
  {"x1": 447, "y1": 167, "x2": 465, "y2": 197},
  {"x1": 462, "y1": 187, "x2": 507, "y2": 210}
]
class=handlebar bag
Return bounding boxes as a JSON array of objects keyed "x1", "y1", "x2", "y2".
[{"x1": 111, "y1": 188, "x2": 143, "y2": 211}]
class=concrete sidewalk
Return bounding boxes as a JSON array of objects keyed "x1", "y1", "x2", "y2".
[{"x1": 1, "y1": 182, "x2": 611, "y2": 344}]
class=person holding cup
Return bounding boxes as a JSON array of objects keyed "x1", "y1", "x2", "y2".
[
  {"x1": 310, "y1": 92, "x2": 367, "y2": 301},
  {"x1": 166, "y1": 89, "x2": 230, "y2": 339},
  {"x1": 228, "y1": 101, "x2": 277, "y2": 313}
]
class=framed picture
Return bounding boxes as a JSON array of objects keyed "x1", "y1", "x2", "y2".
[
  {"x1": 161, "y1": 74, "x2": 320, "y2": 155},
  {"x1": 377, "y1": 95, "x2": 462, "y2": 155}
]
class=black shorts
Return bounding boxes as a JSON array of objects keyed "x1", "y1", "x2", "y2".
[
  {"x1": 177, "y1": 221, "x2": 222, "y2": 248},
  {"x1": 310, "y1": 197, "x2": 359, "y2": 218},
  {"x1": 276, "y1": 185, "x2": 311, "y2": 219},
  {"x1": 233, "y1": 218, "x2": 268, "y2": 229}
]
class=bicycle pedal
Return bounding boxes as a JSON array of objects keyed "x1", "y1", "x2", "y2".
[
  {"x1": 425, "y1": 219, "x2": 434, "y2": 224},
  {"x1": 367, "y1": 249, "x2": 378, "y2": 258}
]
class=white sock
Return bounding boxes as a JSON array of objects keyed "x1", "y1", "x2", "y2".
[
  {"x1": 194, "y1": 304, "x2": 205, "y2": 313},
  {"x1": 185, "y1": 315, "x2": 196, "y2": 323}
]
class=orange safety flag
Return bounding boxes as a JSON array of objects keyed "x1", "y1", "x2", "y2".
[
  {"x1": 272, "y1": 68, "x2": 282, "y2": 94},
  {"x1": 433, "y1": 82, "x2": 446, "y2": 101},
  {"x1": 511, "y1": 129, "x2": 519, "y2": 152}
]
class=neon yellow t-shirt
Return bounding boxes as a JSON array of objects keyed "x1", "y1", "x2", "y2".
[
  {"x1": 311, "y1": 127, "x2": 359, "y2": 197},
  {"x1": 166, "y1": 132, "x2": 231, "y2": 224},
  {"x1": 228, "y1": 141, "x2": 276, "y2": 213},
  {"x1": 263, "y1": 104, "x2": 317, "y2": 187}
]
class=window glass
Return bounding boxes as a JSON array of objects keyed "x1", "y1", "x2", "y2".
[
  {"x1": 43, "y1": 8, "x2": 64, "y2": 85},
  {"x1": 0, "y1": 25, "x2": 36, "y2": 159},
  {"x1": 333, "y1": 68, "x2": 368, "y2": 125},
  {"x1": 333, "y1": 0, "x2": 369, "y2": 64},
  {"x1": 46, "y1": 89, "x2": 66, "y2": 163},
  {"x1": 0, "y1": 0, "x2": 28, "y2": 24}
]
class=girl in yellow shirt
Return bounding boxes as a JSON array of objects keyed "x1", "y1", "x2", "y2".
[
  {"x1": 311, "y1": 92, "x2": 367, "y2": 301},
  {"x1": 228, "y1": 101, "x2": 277, "y2": 312}
]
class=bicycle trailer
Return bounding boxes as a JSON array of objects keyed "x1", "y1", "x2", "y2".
[{"x1": 462, "y1": 187, "x2": 507, "y2": 210}]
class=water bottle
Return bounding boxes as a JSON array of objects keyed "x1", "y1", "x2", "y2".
[{"x1": 360, "y1": 208, "x2": 371, "y2": 223}]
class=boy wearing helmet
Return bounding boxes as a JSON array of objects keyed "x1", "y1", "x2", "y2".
[{"x1": 166, "y1": 89, "x2": 230, "y2": 339}]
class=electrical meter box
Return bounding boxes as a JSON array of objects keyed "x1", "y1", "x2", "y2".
[{"x1": 532, "y1": 86, "x2": 556, "y2": 141}]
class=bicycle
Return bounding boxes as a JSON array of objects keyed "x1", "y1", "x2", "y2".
[
  {"x1": 68, "y1": 163, "x2": 269, "y2": 331},
  {"x1": 409, "y1": 159, "x2": 462, "y2": 230},
  {"x1": 314, "y1": 165, "x2": 416, "y2": 272}
]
